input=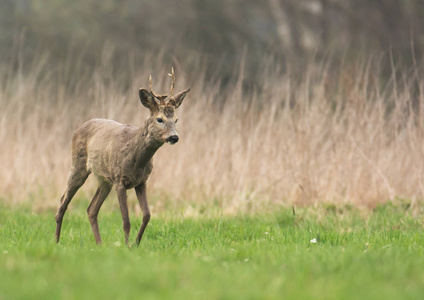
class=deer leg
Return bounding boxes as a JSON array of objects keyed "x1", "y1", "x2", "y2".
[
  {"x1": 134, "y1": 182, "x2": 151, "y2": 246},
  {"x1": 87, "y1": 180, "x2": 112, "y2": 245},
  {"x1": 116, "y1": 185, "x2": 131, "y2": 245},
  {"x1": 55, "y1": 168, "x2": 89, "y2": 243}
]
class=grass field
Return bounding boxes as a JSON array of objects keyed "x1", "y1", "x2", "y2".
[{"x1": 1, "y1": 201, "x2": 424, "y2": 300}]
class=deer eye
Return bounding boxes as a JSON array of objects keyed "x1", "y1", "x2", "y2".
[{"x1": 156, "y1": 118, "x2": 163, "y2": 124}]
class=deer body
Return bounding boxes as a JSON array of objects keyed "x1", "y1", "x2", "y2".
[
  {"x1": 55, "y1": 70, "x2": 190, "y2": 246},
  {"x1": 79, "y1": 118, "x2": 157, "y2": 188}
]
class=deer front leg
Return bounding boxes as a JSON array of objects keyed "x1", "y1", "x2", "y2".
[
  {"x1": 134, "y1": 182, "x2": 151, "y2": 246},
  {"x1": 116, "y1": 185, "x2": 131, "y2": 245}
]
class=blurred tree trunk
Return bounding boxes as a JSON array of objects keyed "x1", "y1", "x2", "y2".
[
  {"x1": 267, "y1": 0, "x2": 304, "y2": 59},
  {"x1": 320, "y1": 0, "x2": 329, "y2": 47}
]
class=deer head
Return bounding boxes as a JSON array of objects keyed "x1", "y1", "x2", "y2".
[{"x1": 138, "y1": 68, "x2": 190, "y2": 145}]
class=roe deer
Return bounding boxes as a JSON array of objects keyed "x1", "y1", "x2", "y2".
[{"x1": 55, "y1": 68, "x2": 190, "y2": 246}]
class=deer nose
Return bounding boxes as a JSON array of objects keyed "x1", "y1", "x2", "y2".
[{"x1": 166, "y1": 135, "x2": 179, "y2": 144}]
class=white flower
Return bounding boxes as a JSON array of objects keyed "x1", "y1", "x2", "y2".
[{"x1": 310, "y1": 238, "x2": 317, "y2": 243}]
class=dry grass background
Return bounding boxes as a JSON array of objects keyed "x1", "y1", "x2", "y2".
[{"x1": 1, "y1": 49, "x2": 423, "y2": 213}]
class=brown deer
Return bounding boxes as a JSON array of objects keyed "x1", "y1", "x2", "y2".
[{"x1": 55, "y1": 68, "x2": 190, "y2": 246}]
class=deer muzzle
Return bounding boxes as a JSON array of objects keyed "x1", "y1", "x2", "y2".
[{"x1": 166, "y1": 135, "x2": 179, "y2": 144}]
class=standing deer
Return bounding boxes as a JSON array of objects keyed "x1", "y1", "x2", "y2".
[{"x1": 55, "y1": 68, "x2": 190, "y2": 246}]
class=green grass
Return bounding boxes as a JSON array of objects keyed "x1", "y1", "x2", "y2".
[{"x1": 1, "y1": 202, "x2": 424, "y2": 300}]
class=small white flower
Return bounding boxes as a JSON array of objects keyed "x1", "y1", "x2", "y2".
[
  {"x1": 265, "y1": 232, "x2": 269, "y2": 235},
  {"x1": 113, "y1": 241, "x2": 122, "y2": 247},
  {"x1": 310, "y1": 238, "x2": 317, "y2": 244}
]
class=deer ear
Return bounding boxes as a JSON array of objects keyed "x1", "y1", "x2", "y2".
[
  {"x1": 139, "y1": 89, "x2": 158, "y2": 112},
  {"x1": 172, "y1": 88, "x2": 190, "y2": 109}
]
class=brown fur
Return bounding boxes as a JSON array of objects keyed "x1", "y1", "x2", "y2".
[{"x1": 55, "y1": 74, "x2": 190, "y2": 246}]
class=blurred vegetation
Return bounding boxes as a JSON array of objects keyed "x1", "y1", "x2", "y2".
[
  {"x1": 1, "y1": 1, "x2": 424, "y2": 207},
  {"x1": 1, "y1": 0, "x2": 424, "y2": 83}
]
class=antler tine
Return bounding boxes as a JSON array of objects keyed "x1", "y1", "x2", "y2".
[
  {"x1": 149, "y1": 75, "x2": 157, "y2": 97},
  {"x1": 168, "y1": 67, "x2": 175, "y2": 97},
  {"x1": 149, "y1": 74, "x2": 167, "y2": 105}
]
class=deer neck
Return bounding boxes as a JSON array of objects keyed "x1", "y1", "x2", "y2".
[{"x1": 132, "y1": 118, "x2": 164, "y2": 168}]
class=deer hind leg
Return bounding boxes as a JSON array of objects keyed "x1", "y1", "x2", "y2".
[
  {"x1": 134, "y1": 182, "x2": 151, "y2": 246},
  {"x1": 116, "y1": 185, "x2": 131, "y2": 245},
  {"x1": 55, "y1": 166, "x2": 90, "y2": 243},
  {"x1": 87, "y1": 180, "x2": 112, "y2": 245}
]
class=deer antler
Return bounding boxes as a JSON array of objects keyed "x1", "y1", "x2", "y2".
[
  {"x1": 149, "y1": 75, "x2": 167, "y2": 105},
  {"x1": 168, "y1": 67, "x2": 175, "y2": 97},
  {"x1": 149, "y1": 68, "x2": 177, "y2": 106}
]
